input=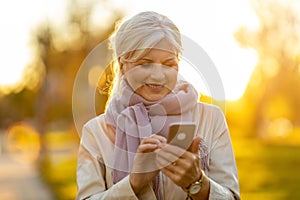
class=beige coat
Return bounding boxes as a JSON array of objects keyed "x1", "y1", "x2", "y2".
[{"x1": 76, "y1": 103, "x2": 240, "y2": 200}]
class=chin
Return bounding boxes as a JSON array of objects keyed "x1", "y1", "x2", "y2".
[{"x1": 143, "y1": 94, "x2": 166, "y2": 102}]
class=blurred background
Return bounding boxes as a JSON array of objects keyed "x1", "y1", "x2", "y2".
[{"x1": 0, "y1": 0, "x2": 299, "y2": 199}]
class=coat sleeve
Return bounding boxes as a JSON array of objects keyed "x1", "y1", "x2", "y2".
[
  {"x1": 76, "y1": 123, "x2": 139, "y2": 200},
  {"x1": 202, "y1": 106, "x2": 240, "y2": 200}
]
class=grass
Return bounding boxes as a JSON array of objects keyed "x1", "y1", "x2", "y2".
[{"x1": 233, "y1": 137, "x2": 300, "y2": 200}]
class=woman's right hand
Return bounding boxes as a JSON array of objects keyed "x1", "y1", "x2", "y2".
[{"x1": 130, "y1": 135, "x2": 167, "y2": 195}]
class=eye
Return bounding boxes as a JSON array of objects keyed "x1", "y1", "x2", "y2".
[
  {"x1": 163, "y1": 62, "x2": 178, "y2": 69},
  {"x1": 140, "y1": 63, "x2": 153, "y2": 68},
  {"x1": 164, "y1": 62, "x2": 174, "y2": 67}
]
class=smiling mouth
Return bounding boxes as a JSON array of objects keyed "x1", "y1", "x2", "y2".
[{"x1": 145, "y1": 83, "x2": 164, "y2": 89}]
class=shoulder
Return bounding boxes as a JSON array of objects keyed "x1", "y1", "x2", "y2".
[
  {"x1": 80, "y1": 114, "x2": 108, "y2": 140},
  {"x1": 82, "y1": 114, "x2": 115, "y2": 144},
  {"x1": 79, "y1": 114, "x2": 115, "y2": 154},
  {"x1": 194, "y1": 102, "x2": 225, "y2": 119},
  {"x1": 83, "y1": 114, "x2": 107, "y2": 130},
  {"x1": 193, "y1": 102, "x2": 227, "y2": 133}
]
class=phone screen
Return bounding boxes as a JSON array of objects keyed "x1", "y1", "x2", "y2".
[{"x1": 167, "y1": 122, "x2": 196, "y2": 149}]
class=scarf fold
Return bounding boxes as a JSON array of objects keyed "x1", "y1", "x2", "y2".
[{"x1": 105, "y1": 80, "x2": 207, "y2": 187}]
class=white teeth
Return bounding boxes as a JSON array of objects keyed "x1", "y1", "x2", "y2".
[{"x1": 147, "y1": 84, "x2": 163, "y2": 88}]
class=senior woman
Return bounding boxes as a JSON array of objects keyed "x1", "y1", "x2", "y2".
[{"x1": 76, "y1": 11, "x2": 240, "y2": 200}]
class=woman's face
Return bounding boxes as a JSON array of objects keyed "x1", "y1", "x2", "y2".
[{"x1": 121, "y1": 40, "x2": 179, "y2": 101}]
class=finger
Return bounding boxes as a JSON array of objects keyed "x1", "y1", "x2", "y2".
[
  {"x1": 157, "y1": 143, "x2": 186, "y2": 156},
  {"x1": 159, "y1": 156, "x2": 201, "y2": 188},
  {"x1": 140, "y1": 137, "x2": 160, "y2": 145},
  {"x1": 138, "y1": 135, "x2": 168, "y2": 153},
  {"x1": 150, "y1": 134, "x2": 167, "y2": 144},
  {"x1": 155, "y1": 144, "x2": 191, "y2": 169},
  {"x1": 160, "y1": 166, "x2": 175, "y2": 179},
  {"x1": 159, "y1": 165, "x2": 183, "y2": 186},
  {"x1": 156, "y1": 150, "x2": 199, "y2": 171},
  {"x1": 156, "y1": 154, "x2": 178, "y2": 171},
  {"x1": 156, "y1": 149, "x2": 180, "y2": 168},
  {"x1": 138, "y1": 143, "x2": 159, "y2": 153},
  {"x1": 140, "y1": 135, "x2": 167, "y2": 146},
  {"x1": 188, "y1": 136, "x2": 201, "y2": 153},
  {"x1": 163, "y1": 146, "x2": 200, "y2": 168}
]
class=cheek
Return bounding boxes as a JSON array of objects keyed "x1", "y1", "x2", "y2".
[
  {"x1": 124, "y1": 68, "x2": 147, "y2": 91},
  {"x1": 166, "y1": 70, "x2": 178, "y2": 89}
]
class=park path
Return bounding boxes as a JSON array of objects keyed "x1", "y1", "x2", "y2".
[{"x1": 0, "y1": 132, "x2": 56, "y2": 200}]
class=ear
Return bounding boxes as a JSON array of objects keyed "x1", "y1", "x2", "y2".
[
  {"x1": 176, "y1": 54, "x2": 181, "y2": 62},
  {"x1": 118, "y1": 58, "x2": 124, "y2": 75}
]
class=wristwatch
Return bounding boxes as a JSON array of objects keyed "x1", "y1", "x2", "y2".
[{"x1": 186, "y1": 170, "x2": 205, "y2": 195}]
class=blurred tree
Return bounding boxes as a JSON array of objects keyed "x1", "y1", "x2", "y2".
[
  {"x1": 0, "y1": 89, "x2": 38, "y2": 128},
  {"x1": 233, "y1": 0, "x2": 300, "y2": 138},
  {"x1": 0, "y1": 0, "x2": 124, "y2": 132}
]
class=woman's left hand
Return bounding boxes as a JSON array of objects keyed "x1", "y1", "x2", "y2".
[{"x1": 155, "y1": 136, "x2": 202, "y2": 189}]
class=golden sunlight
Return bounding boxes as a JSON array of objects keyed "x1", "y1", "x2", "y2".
[
  {"x1": 6, "y1": 123, "x2": 41, "y2": 164},
  {"x1": 0, "y1": 36, "x2": 31, "y2": 94},
  {"x1": 0, "y1": 0, "x2": 66, "y2": 95}
]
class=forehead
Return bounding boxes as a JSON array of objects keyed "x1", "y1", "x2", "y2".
[
  {"x1": 137, "y1": 39, "x2": 177, "y2": 60},
  {"x1": 139, "y1": 48, "x2": 177, "y2": 61}
]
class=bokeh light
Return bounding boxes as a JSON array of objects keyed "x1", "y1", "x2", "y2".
[{"x1": 6, "y1": 123, "x2": 41, "y2": 164}]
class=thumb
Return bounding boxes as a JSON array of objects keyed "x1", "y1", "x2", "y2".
[{"x1": 188, "y1": 136, "x2": 201, "y2": 153}]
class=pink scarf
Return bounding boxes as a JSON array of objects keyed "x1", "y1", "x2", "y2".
[{"x1": 105, "y1": 80, "x2": 199, "y2": 184}]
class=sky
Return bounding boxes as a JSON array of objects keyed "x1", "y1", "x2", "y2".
[
  {"x1": 0, "y1": 0, "x2": 259, "y2": 100},
  {"x1": 0, "y1": 0, "x2": 68, "y2": 89}
]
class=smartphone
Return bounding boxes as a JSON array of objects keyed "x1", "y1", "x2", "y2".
[{"x1": 167, "y1": 122, "x2": 196, "y2": 149}]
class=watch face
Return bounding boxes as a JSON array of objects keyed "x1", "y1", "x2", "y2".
[{"x1": 190, "y1": 182, "x2": 201, "y2": 194}]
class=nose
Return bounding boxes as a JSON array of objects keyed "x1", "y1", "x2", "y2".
[{"x1": 149, "y1": 64, "x2": 165, "y2": 80}]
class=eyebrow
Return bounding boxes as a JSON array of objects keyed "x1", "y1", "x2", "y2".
[{"x1": 139, "y1": 57, "x2": 177, "y2": 63}]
